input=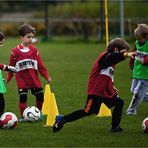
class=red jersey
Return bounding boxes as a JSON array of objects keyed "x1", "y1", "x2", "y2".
[
  {"x1": 7, "y1": 44, "x2": 49, "y2": 88},
  {"x1": 88, "y1": 51, "x2": 125, "y2": 99},
  {"x1": 0, "y1": 64, "x2": 4, "y2": 70}
]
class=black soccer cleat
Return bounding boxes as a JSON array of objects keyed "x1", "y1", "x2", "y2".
[
  {"x1": 110, "y1": 126, "x2": 123, "y2": 133},
  {"x1": 53, "y1": 115, "x2": 64, "y2": 133}
]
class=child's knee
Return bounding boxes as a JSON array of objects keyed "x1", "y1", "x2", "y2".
[{"x1": 116, "y1": 99, "x2": 124, "y2": 108}]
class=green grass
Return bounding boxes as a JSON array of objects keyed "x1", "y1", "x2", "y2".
[{"x1": 0, "y1": 38, "x2": 147, "y2": 147}]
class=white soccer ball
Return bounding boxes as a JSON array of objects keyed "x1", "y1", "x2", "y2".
[
  {"x1": 0, "y1": 112, "x2": 18, "y2": 129},
  {"x1": 142, "y1": 117, "x2": 148, "y2": 133},
  {"x1": 23, "y1": 106, "x2": 41, "y2": 122}
]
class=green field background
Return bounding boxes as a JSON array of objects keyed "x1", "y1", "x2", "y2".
[{"x1": 0, "y1": 38, "x2": 147, "y2": 147}]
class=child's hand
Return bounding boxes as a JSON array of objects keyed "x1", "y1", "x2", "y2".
[
  {"x1": 113, "y1": 85, "x2": 119, "y2": 93},
  {"x1": 47, "y1": 77, "x2": 52, "y2": 83},
  {"x1": 3, "y1": 65, "x2": 18, "y2": 73},
  {"x1": 124, "y1": 51, "x2": 136, "y2": 58},
  {"x1": 127, "y1": 51, "x2": 136, "y2": 58},
  {"x1": 136, "y1": 57, "x2": 144, "y2": 64}
]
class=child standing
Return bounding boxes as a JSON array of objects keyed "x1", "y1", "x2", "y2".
[
  {"x1": 126, "y1": 24, "x2": 148, "y2": 115},
  {"x1": 0, "y1": 32, "x2": 17, "y2": 116},
  {"x1": 53, "y1": 38, "x2": 135, "y2": 133},
  {"x1": 6, "y1": 23, "x2": 51, "y2": 121}
]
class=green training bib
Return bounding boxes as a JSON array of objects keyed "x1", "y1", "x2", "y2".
[{"x1": 0, "y1": 70, "x2": 6, "y2": 93}]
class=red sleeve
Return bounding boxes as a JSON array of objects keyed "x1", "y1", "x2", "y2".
[
  {"x1": 0, "y1": 64, "x2": 4, "y2": 70},
  {"x1": 6, "y1": 51, "x2": 15, "y2": 82},
  {"x1": 129, "y1": 45, "x2": 136, "y2": 70},
  {"x1": 37, "y1": 52, "x2": 50, "y2": 80},
  {"x1": 144, "y1": 55, "x2": 148, "y2": 64}
]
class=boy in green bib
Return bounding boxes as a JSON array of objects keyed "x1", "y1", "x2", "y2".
[
  {"x1": 126, "y1": 24, "x2": 148, "y2": 115},
  {"x1": 0, "y1": 32, "x2": 17, "y2": 116}
]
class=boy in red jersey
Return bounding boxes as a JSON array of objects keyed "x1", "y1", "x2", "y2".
[
  {"x1": 0, "y1": 32, "x2": 17, "y2": 116},
  {"x1": 53, "y1": 38, "x2": 135, "y2": 133},
  {"x1": 6, "y1": 23, "x2": 51, "y2": 121}
]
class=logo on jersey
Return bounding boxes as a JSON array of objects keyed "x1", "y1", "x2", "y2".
[{"x1": 15, "y1": 59, "x2": 38, "y2": 71}]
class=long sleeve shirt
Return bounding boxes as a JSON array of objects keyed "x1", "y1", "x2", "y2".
[
  {"x1": 88, "y1": 50, "x2": 125, "y2": 99},
  {"x1": 7, "y1": 44, "x2": 50, "y2": 88}
]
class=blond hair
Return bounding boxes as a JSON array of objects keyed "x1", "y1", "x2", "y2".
[{"x1": 134, "y1": 24, "x2": 148, "y2": 39}]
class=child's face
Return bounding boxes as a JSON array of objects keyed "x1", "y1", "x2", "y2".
[
  {"x1": 20, "y1": 32, "x2": 34, "y2": 46},
  {"x1": 138, "y1": 37, "x2": 147, "y2": 45}
]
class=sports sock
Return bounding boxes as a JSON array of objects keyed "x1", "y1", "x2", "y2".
[
  {"x1": 36, "y1": 99, "x2": 43, "y2": 110},
  {"x1": 19, "y1": 102, "x2": 27, "y2": 116}
]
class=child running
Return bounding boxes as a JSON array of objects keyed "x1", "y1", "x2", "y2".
[{"x1": 53, "y1": 38, "x2": 135, "y2": 133}]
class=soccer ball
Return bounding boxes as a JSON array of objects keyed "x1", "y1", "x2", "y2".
[
  {"x1": 23, "y1": 106, "x2": 41, "y2": 122},
  {"x1": 142, "y1": 117, "x2": 148, "y2": 133},
  {"x1": 0, "y1": 112, "x2": 18, "y2": 129}
]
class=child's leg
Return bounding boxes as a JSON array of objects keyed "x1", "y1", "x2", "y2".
[
  {"x1": 104, "y1": 96, "x2": 124, "y2": 129},
  {"x1": 126, "y1": 83, "x2": 147, "y2": 115},
  {"x1": 53, "y1": 95, "x2": 101, "y2": 132},
  {"x1": 35, "y1": 92, "x2": 44, "y2": 110},
  {"x1": 31, "y1": 87, "x2": 44, "y2": 111},
  {"x1": 0, "y1": 93, "x2": 5, "y2": 116},
  {"x1": 18, "y1": 89, "x2": 28, "y2": 117},
  {"x1": 126, "y1": 79, "x2": 141, "y2": 115},
  {"x1": 143, "y1": 90, "x2": 148, "y2": 103},
  {"x1": 63, "y1": 96, "x2": 101, "y2": 122}
]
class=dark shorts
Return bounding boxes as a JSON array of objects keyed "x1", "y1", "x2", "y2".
[
  {"x1": 84, "y1": 95, "x2": 123, "y2": 114},
  {"x1": 18, "y1": 87, "x2": 43, "y2": 95}
]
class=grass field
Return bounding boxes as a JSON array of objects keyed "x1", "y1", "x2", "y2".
[{"x1": 0, "y1": 38, "x2": 147, "y2": 147}]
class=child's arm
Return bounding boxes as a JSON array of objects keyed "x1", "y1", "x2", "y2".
[
  {"x1": 0, "y1": 64, "x2": 4, "y2": 70},
  {"x1": 37, "y1": 52, "x2": 51, "y2": 83},
  {"x1": 141, "y1": 55, "x2": 148, "y2": 64},
  {"x1": 99, "y1": 50, "x2": 135, "y2": 69},
  {"x1": 0, "y1": 64, "x2": 17, "y2": 72},
  {"x1": 129, "y1": 45, "x2": 136, "y2": 70},
  {"x1": 6, "y1": 52, "x2": 16, "y2": 83}
]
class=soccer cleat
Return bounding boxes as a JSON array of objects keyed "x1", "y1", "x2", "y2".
[
  {"x1": 110, "y1": 126, "x2": 123, "y2": 133},
  {"x1": 53, "y1": 115, "x2": 64, "y2": 133},
  {"x1": 19, "y1": 117, "x2": 25, "y2": 122},
  {"x1": 126, "y1": 110, "x2": 137, "y2": 115}
]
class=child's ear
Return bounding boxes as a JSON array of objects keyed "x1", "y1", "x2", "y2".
[
  {"x1": 114, "y1": 47, "x2": 119, "y2": 53},
  {"x1": 19, "y1": 36, "x2": 24, "y2": 40}
]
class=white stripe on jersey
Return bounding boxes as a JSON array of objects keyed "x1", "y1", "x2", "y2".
[
  {"x1": 15, "y1": 59, "x2": 38, "y2": 71},
  {"x1": 100, "y1": 66, "x2": 114, "y2": 81}
]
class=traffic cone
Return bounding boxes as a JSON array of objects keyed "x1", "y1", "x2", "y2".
[
  {"x1": 42, "y1": 84, "x2": 59, "y2": 126},
  {"x1": 42, "y1": 84, "x2": 51, "y2": 115},
  {"x1": 97, "y1": 103, "x2": 111, "y2": 117},
  {"x1": 45, "y1": 93, "x2": 59, "y2": 126}
]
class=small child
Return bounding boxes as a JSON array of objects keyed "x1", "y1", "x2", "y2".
[
  {"x1": 126, "y1": 24, "x2": 148, "y2": 115},
  {"x1": 53, "y1": 38, "x2": 135, "y2": 133},
  {"x1": 6, "y1": 23, "x2": 51, "y2": 121},
  {"x1": 0, "y1": 32, "x2": 17, "y2": 116}
]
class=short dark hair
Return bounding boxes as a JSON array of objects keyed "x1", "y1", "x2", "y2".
[
  {"x1": 107, "y1": 38, "x2": 129, "y2": 52},
  {"x1": 0, "y1": 32, "x2": 5, "y2": 41},
  {"x1": 18, "y1": 23, "x2": 36, "y2": 37}
]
